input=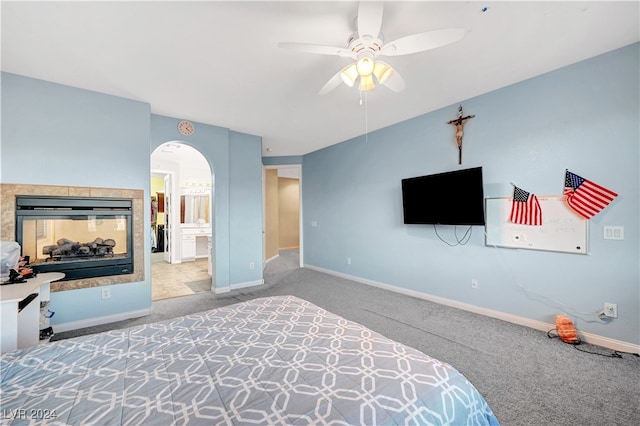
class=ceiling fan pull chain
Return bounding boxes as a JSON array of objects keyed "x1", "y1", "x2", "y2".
[{"x1": 364, "y1": 90, "x2": 369, "y2": 144}]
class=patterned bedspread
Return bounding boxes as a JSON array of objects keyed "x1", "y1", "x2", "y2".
[{"x1": 1, "y1": 295, "x2": 499, "y2": 425}]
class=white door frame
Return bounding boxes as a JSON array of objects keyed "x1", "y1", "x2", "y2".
[
  {"x1": 262, "y1": 164, "x2": 303, "y2": 268},
  {"x1": 152, "y1": 169, "x2": 178, "y2": 264}
]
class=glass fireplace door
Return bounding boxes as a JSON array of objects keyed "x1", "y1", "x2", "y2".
[
  {"x1": 16, "y1": 196, "x2": 134, "y2": 280},
  {"x1": 21, "y1": 215, "x2": 129, "y2": 265}
]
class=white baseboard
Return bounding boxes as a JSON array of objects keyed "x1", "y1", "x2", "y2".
[
  {"x1": 231, "y1": 279, "x2": 264, "y2": 291},
  {"x1": 215, "y1": 279, "x2": 265, "y2": 294},
  {"x1": 304, "y1": 264, "x2": 639, "y2": 354},
  {"x1": 53, "y1": 308, "x2": 152, "y2": 333},
  {"x1": 265, "y1": 254, "x2": 279, "y2": 264}
]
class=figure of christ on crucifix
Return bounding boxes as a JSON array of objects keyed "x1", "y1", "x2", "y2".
[{"x1": 447, "y1": 106, "x2": 475, "y2": 164}]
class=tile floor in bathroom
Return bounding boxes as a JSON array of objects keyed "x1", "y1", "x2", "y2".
[{"x1": 151, "y1": 252, "x2": 212, "y2": 301}]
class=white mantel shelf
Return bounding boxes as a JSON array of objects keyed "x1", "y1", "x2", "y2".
[{"x1": 0, "y1": 272, "x2": 65, "y2": 303}]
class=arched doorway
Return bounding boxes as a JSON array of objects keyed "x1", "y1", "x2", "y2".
[{"x1": 150, "y1": 142, "x2": 214, "y2": 300}]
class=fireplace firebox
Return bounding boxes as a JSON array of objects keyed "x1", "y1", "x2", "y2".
[{"x1": 15, "y1": 196, "x2": 134, "y2": 281}]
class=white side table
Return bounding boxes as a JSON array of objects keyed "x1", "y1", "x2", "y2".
[{"x1": 0, "y1": 272, "x2": 64, "y2": 353}]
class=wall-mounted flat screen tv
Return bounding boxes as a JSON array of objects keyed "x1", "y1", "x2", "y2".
[{"x1": 401, "y1": 167, "x2": 485, "y2": 225}]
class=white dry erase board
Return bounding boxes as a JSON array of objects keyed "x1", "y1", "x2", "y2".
[{"x1": 485, "y1": 195, "x2": 589, "y2": 254}]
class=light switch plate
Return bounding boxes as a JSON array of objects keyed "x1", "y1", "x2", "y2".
[{"x1": 603, "y1": 226, "x2": 624, "y2": 240}]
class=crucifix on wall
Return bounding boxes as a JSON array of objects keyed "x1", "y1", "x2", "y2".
[{"x1": 447, "y1": 105, "x2": 475, "y2": 164}]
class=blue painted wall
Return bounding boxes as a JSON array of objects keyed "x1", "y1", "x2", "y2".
[
  {"x1": 1, "y1": 72, "x2": 153, "y2": 323},
  {"x1": 262, "y1": 156, "x2": 303, "y2": 165},
  {"x1": 302, "y1": 44, "x2": 639, "y2": 345},
  {"x1": 150, "y1": 114, "x2": 233, "y2": 290},
  {"x1": 230, "y1": 131, "x2": 264, "y2": 284},
  {"x1": 1, "y1": 72, "x2": 264, "y2": 323},
  {"x1": 149, "y1": 117, "x2": 263, "y2": 291}
]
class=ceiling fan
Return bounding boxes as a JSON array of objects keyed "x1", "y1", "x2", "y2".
[{"x1": 278, "y1": 2, "x2": 465, "y2": 94}]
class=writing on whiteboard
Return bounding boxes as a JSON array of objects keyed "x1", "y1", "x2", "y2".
[{"x1": 485, "y1": 195, "x2": 589, "y2": 255}]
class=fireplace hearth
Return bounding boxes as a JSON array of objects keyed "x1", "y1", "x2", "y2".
[{"x1": 16, "y1": 196, "x2": 134, "y2": 281}]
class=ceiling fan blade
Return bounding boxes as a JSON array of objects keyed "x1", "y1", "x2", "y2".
[
  {"x1": 381, "y1": 70, "x2": 405, "y2": 92},
  {"x1": 278, "y1": 42, "x2": 355, "y2": 59},
  {"x1": 380, "y1": 28, "x2": 465, "y2": 57},
  {"x1": 319, "y1": 67, "x2": 348, "y2": 95},
  {"x1": 357, "y1": 1, "x2": 383, "y2": 41}
]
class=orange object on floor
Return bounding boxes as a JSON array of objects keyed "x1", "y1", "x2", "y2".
[{"x1": 556, "y1": 314, "x2": 580, "y2": 344}]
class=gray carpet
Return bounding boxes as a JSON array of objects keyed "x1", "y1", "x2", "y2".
[{"x1": 52, "y1": 249, "x2": 640, "y2": 426}]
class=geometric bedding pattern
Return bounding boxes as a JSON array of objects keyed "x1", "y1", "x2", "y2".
[{"x1": 1, "y1": 295, "x2": 499, "y2": 425}]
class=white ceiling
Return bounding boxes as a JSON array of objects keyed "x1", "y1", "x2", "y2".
[{"x1": 2, "y1": 1, "x2": 638, "y2": 157}]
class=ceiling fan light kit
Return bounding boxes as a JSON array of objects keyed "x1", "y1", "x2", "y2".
[
  {"x1": 359, "y1": 74, "x2": 375, "y2": 91},
  {"x1": 339, "y1": 56, "x2": 394, "y2": 91},
  {"x1": 356, "y1": 55, "x2": 375, "y2": 76},
  {"x1": 278, "y1": 2, "x2": 465, "y2": 94},
  {"x1": 339, "y1": 64, "x2": 358, "y2": 87},
  {"x1": 373, "y1": 61, "x2": 393, "y2": 84}
]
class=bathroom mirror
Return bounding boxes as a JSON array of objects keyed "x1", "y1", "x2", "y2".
[{"x1": 180, "y1": 191, "x2": 210, "y2": 225}]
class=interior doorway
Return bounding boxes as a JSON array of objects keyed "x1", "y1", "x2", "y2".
[
  {"x1": 263, "y1": 165, "x2": 303, "y2": 269},
  {"x1": 150, "y1": 142, "x2": 214, "y2": 301}
]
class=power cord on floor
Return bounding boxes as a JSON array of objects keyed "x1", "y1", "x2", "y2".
[{"x1": 547, "y1": 328, "x2": 640, "y2": 358}]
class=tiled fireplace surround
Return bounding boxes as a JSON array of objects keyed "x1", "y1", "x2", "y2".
[{"x1": 1, "y1": 184, "x2": 144, "y2": 292}]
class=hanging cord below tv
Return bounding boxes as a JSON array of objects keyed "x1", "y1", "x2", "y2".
[{"x1": 433, "y1": 225, "x2": 473, "y2": 246}]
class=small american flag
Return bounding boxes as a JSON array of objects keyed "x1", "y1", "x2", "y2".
[
  {"x1": 510, "y1": 186, "x2": 542, "y2": 226},
  {"x1": 564, "y1": 170, "x2": 617, "y2": 219}
]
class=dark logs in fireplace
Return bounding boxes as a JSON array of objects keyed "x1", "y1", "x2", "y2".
[
  {"x1": 42, "y1": 237, "x2": 116, "y2": 260},
  {"x1": 15, "y1": 196, "x2": 133, "y2": 281}
]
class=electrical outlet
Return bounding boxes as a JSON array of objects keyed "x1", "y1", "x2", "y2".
[
  {"x1": 604, "y1": 303, "x2": 617, "y2": 318},
  {"x1": 249, "y1": 262, "x2": 255, "y2": 270},
  {"x1": 471, "y1": 278, "x2": 478, "y2": 289},
  {"x1": 346, "y1": 257, "x2": 351, "y2": 265},
  {"x1": 101, "y1": 287, "x2": 111, "y2": 299}
]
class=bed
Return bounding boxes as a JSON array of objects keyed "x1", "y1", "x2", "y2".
[{"x1": 1, "y1": 295, "x2": 499, "y2": 425}]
